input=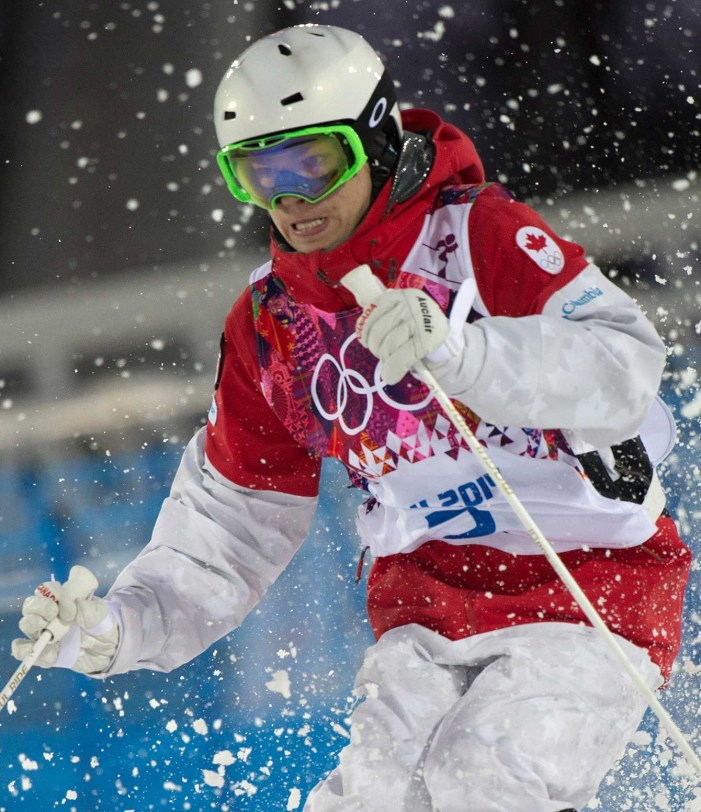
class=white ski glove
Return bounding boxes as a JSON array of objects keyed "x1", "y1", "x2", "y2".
[
  {"x1": 356, "y1": 288, "x2": 453, "y2": 384},
  {"x1": 12, "y1": 568, "x2": 120, "y2": 674}
]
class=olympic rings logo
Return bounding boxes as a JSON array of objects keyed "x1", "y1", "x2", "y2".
[{"x1": 310, "y1": 333, "x2": 434, "y2": 435}]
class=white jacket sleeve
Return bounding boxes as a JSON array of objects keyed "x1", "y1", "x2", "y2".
[
  {"x1": 428, "y1": 264, "x2": 666, "y2": 449},
  {"x1": 99, "y1": 427, "x2": 317, "y2": 676}
]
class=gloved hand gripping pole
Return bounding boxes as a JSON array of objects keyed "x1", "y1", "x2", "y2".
[{"x1": 0, "y1": 566, "x2": 98, "y2": 714}]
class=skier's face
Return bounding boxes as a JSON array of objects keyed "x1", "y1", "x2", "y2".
[{"x1": 269, "y1": 164, "x2": 373, "y2": 253}]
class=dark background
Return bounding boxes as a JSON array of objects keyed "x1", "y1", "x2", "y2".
[{"x1": 0, "y1": 0, "x2": 697, "y2": 294}]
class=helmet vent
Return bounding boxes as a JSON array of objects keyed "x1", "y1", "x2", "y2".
[
  {"x1": 280, "y1": 92, "x2": 304, "y2": 106},
  {"x1": 224, "y1": 110, "x2": 237, "y2": 120},
  {"x1": 278, "y1": 43, "x2": 292, "y2": 56}
]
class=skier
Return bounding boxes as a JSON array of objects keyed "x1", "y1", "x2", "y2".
[{"x1": 13, "y1": 24, "x2": 691, "y2": 812}]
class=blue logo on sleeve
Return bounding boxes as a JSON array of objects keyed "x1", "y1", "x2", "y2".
[{"x1": 561, "y1": 287, "x2": 603, "y2": 317}]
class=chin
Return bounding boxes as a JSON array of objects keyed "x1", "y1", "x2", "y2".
[{"x1": 291, "y1": 233, "x2": 345, "y2": 254}]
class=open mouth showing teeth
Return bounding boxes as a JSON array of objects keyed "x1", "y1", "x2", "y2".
[{"x1": 292, "y1": 217, "x2": 327, "y2": 233}]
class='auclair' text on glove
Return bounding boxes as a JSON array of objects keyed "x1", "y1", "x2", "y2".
[{"x1": 355, "y1": 288, "x2": 451, "y2": 384}]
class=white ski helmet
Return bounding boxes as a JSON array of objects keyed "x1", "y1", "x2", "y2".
[{"x1": 213, "y1": 24, "x2": 403, "y2": 192}]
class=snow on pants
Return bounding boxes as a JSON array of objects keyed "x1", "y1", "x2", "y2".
[{"x1": 303, "y1": 621, "x2": 662, "y2": 812}]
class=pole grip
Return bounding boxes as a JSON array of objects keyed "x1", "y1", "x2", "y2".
[
  {"x1": 43, "y1": 565, "x2": 99, "y2": 644},
  {"x1": 341, "y1": 264, "x2": 386, "y2": 308}
]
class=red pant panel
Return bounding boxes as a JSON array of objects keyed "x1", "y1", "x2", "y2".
[{"x1": 367, "y1": 516, "x2": 692, "y2": 681}]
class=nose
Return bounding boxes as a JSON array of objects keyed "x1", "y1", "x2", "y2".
[{"x1": 274, "y1": 194, "x2": 312, "y2": 211}]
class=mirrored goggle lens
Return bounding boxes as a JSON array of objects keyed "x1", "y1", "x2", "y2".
[{"x1": 226, "y1": 132, "x2": 356, "y2": 209}]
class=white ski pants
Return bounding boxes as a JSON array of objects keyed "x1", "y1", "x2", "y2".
[{"x1": 304, "y1": 622, "x2": 661, "y2": 812}]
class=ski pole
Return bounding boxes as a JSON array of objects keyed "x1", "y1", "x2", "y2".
[
  {"x1": 341, "y1": 263, "x2": 701, "y2": 776},
  {"x1": 0, "y1": 565, "x2": 98, "y2": 714}
]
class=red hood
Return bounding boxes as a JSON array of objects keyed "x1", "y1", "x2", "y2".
[{"x1": 268, "y1": 109, "x2": 485, "y2": 310}]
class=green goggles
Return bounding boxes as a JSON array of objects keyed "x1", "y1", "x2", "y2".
[{"x1": 216, "y1": 124, "x2": 368, "y2": 210}]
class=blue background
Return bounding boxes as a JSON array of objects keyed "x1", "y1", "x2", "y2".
[{"x1": 0, "y1": 366, "x2": 699, "y2": 812}]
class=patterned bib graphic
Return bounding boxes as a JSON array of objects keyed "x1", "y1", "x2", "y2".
[{"x1": 251, "y1": 274, "x2": 479, "y2": 486}]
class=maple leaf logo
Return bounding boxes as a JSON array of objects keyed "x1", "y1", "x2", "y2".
[
  {"x1": 524, "y1": 232, "x2": 548, "y2": 252},
  {"x1": 516, "y1": 226, "x2": 564, "y2": 274}
]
